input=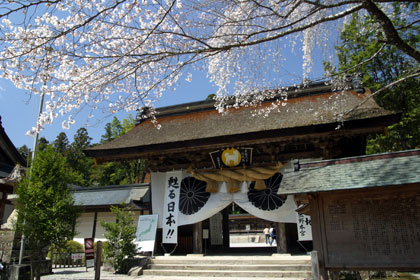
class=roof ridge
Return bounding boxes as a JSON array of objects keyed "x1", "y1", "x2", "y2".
[
  {"x1": 71, "y1": 183, "x2": 150, "y2": 191},
  {"x1": 301, "y1": 149, "x2": 420, "y2": 169},
  {"x1": 144, "y1": 82, "x2": 358, "y2": 120}
]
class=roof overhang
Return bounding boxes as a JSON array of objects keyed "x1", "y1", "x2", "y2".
[
  {"x1": 277, "y1": 149, "x2": 420, "y2": 195},
  {"x1": 71, "y1": 184, "x2": 150, "y2": 210},
  {"x1": 0, "y1": 117, "x2": 27, "y2": 167},
  {"x1": 86, "y1": 113, "x2": 399, "y2": 164}
]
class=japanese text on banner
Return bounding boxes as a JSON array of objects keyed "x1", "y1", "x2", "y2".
[
  {"x1": 162, "y1": 172, "x2": 182, "y2": 243},
  {"x1": 297, "y1": 213, "x2": 312, "y2": 241}
]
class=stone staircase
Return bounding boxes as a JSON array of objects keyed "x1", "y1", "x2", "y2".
[{"x1": 139, "y1": 254, "x2": 312, "y2": 279}]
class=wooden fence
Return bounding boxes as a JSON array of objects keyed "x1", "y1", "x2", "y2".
[{"x1": 51, "y1": 252, "x2": 84, "y2": 268}]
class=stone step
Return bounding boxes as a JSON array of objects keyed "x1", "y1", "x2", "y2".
[
  {"x1": 150, "y1": 255, "x2": 311, "y2": 265},
  {"x1": 149, "y1": 263, "x2": 312, "y2": 271},
  {"x1": 139, "y1": 276, "x2": 308, "y2": 280},
  {"x1": 142, "y1": 269, "x2": 312, "y2": 278},
  {"x1": 143, "y1": 255, "x2": 312, "y2": 279}
]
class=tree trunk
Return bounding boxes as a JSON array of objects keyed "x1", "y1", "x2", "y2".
[{"x1": 36, "y1": 248, "x2": 42, "y2": 280}]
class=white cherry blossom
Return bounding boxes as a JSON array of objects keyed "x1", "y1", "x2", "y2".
[{"x1": 0, "y1": 0, "x2": 418, "y2": 132}]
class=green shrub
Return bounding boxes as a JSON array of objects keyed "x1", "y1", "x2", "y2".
[
  {"x1": 101, "y1": 204, "x2": 137, "y2": 273},
  {"x1": 48, "y1": 240, "x2": 83, "y2": 256},
  {"x1": 66, "y1": 240, "x2": 84, "y2": 252},
  {"x1": 48, "y1": 240, "x2": 84, "y2": 265}
]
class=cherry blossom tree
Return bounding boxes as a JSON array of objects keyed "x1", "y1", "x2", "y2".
[{"x1": 0, "y1": 0, "x2": 418, "y2": 132}]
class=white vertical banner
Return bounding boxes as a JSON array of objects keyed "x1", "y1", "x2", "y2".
[
  {"x1": 296, "y1": 212, "x2": 312, "y2": 241},
  {"x1": 162, "y1": 171, "x2": 182, "y2": 244}
]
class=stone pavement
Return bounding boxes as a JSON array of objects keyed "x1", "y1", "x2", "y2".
[
  {"x1": 41, "y1": 267, "x2": 135, "y2": 279},
  {"x1": 40, "y1": 266, "x2": 306, "y2": 280},
  {"x1": 39, "y1": 242, "x2": 286, "y2": 279},
  {"x1": 40, "y1": 258, "x2": 420, "y2": 280}
]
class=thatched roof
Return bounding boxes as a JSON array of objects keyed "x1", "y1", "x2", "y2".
[{"x1": 85, "y1": 83, "x2": 397, "y2": 166}]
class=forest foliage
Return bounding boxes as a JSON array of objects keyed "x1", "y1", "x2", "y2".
[
  {"x1": 18, "y1": 114, "x2": 146, "y2": 187},
  {"x1": 16, "y1": 145, "x2": 80, "y2": 279},
  {"x1": 326, "y1": 2, "x2": 420, "y2": 153}
]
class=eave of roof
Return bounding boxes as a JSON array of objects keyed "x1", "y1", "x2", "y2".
[
  {"x1": 277, "y1": 149, "x2": 420, "y2": 195},
  {"x1": 0, "y1": 116, "x2": 27, "y2": 168},
  {"x1": 71, "y1": 183, "x2": 150, "y2": 207},
  {"x1": 85, "y1": 85, "x2": 397, "y2": 161},
  {"x1": 0, "y1": 164, "x2": 26, "y2": 185}
]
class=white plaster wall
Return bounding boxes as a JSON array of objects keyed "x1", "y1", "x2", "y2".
[
  {"x1": 3, "y1": 204, "x2": 14, "y2": 224},
  {"x1": 74, "y1": 212, "x2": 95, "y2": 244},
  {"x1": 74, "y1": 211, "x2": 143, "y2": 244},
  {"x1": 95, "y1": 212, "x2": 116, "y2": 241}
]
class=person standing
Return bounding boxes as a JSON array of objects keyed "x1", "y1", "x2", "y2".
[
  {"x1": 263, "y1": 226, "x2": 270, "y2": 244},
  {"x1": 269, "y1": 225, "x2": 276, "y2": 246}
]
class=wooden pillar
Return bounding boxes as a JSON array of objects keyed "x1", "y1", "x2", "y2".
[
  {"x1": 309, "y1": 194, "x2": 328, "y2": 280},
  {"x1": 0, "y1": 191, "x2": 6, "y2": 224},
  {"x1": 94, "y1": 241, "x2": 102, "y2": 280},
  {"x1": 311, "y1": 251, "x2": 320, "y2": 280},
  {"x1": 276, "y1": 222, "x2": 287, "y2": 253},
  {"x1": 222, "y1": 207, "x2": 230, "y2": 248},
  {"x1": 193, "y1": 222, "x2": 203, "y2": 254},
  {"x1": 92, "y1": 211, "x2": 98, "y2": 239}
]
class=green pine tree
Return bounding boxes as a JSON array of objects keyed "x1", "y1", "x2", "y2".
[
  {"x1": 16, "y1": 145, "x2": 80, "y2": 279},
  {"x1": 100, "y1": 204, "x2": 137, "y2": 273},
  {"x1": 329, "y1": 3, "x2": 420, "y2": 153},
  {"x1": 67, "y1": 128, "x2": 94, "y2": 186},
  {"x1": 53, "y1": 132, "x2": 70, "y2": 155},
  {"x1": 91, "y1": 114, "x2": 145, "y2": 185}
]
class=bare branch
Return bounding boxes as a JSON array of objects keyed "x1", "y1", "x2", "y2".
[
  {"x1": 0, "y1": 0, "x2": 61, "y2": 19},
  {"x1": 362, "y1": 0, "x2": 420, "y2": 63},
  {"x1": 0, "y1": 0, "x2": 418, "y2": 132},
  {"x1": 343, "y1": 70, "x2": 420, "y2": 117}
]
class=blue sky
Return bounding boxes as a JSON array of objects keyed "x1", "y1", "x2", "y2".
[
  {"x1": 0, "y1": 1, "x2": 340, "y2": 153},
  {"x1": 0, "y1": 3, "x2": 331, "y2": 151},
  {"x1": 0, "y1": 37, "x2": 329, "y2": 152},
  {"x1": 0, "y1": 70, "x2": 216, "y2": 149},
  {"x1": 1, "y1": 57, "x2": 326, "y2": 150}
]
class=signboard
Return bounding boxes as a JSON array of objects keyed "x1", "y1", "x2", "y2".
[
  {"x1": 135, "y1": 214, "x2": 158, "y2": 253},
  {"x1": 162, "y1": 171, "x2": 182, "y2": 244},
  {"x1": 84, "y1": 238, "x2": 95, "y2": 268},
  {"x1": 71, "y1": 253, "x2": 84, "y2": 260},
  {"x1": 203, "y1": 229, "x2": 209, "y2": 240},
  {"x1": 313, "y1": 185, "x2": 420, "y2": 269},
  {"x1": 209, "y1": 212, "x2": 223, "y2": 245},
  {"x1": 296, "y1": 213, "x2": 312, "y2": 241},
  {"x1": 210, "y1": 148, "x2": 253, "y2": 168}
]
